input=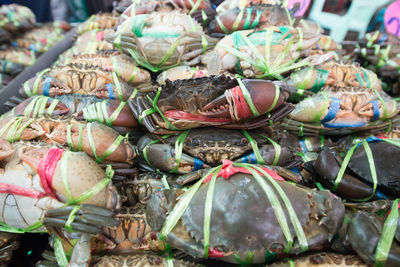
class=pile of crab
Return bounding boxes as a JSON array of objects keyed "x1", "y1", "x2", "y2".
[
  {"x1": 0, "y1": 4, "x2": 71, "y2": 90},
  {"x1": 0, "y1": 0, "x2": 399, "y2": 266}
]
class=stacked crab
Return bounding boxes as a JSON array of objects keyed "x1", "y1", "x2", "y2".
[
  {"x1": 0, "y1": 0, "x2": 399, "y2": 266},
  {"x1": 0, "y1": 4, "x2": 70, "y2": 90}
]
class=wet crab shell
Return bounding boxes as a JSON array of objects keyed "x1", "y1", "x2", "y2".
[{"x1": 147, "y1": 171, "x2": 345, "y2": 263}]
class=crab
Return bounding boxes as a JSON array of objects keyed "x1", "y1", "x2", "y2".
[
  {"x1": 304, "y1": 137, "x2": 400, "y2": 200},
  {"x1": 19, "y1": 63, "x2": 140, "y2": 101},
  {"x1": 0, "y1": 117, "x2": 136, "y2": 164},
  {"x1": 269, "y1": 252, "x2": 367, "y2": 266},
  {"x1": 0, "y1": 4, "x2": 36, "y2": 35},
  {"x1": 0, "y1": 47, "x2": 36, "y2": 66},
  {"x1": 77, "y1": 13, "x2": 120, "y2": 35},
  {"x1": 129, "y1": 75, "x2": 293, "y2": 134},
  {"x1": 203, "y1": 25, "x2": 331, "y2": 78},
  {"x1": 137, "y1": 128, "x2": 302, "y2": 173},
  {"x1": 285, "y1": 86, "x2": 399, "y2": 135},
  {"x1": 4, "y1": 95, "x2": 138, "y2": 134},
  {"x1": 112, "y1": 11, "x2": 219, "y2": 71},
  {"x1": 284, "y1": 61, "x2": 383, "y2": 100},
  {"x1": 0, "y1": 140, "x2": 119, "y2": 232},
  {"x1": 146, "y1": 160, "x2": 345, "y2": 264}
]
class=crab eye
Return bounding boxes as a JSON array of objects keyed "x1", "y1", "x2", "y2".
[
  {"x1": 240, "y1": 138, "x2": 249, "y2": 145},
  {"x1": 190, "y1": 139, "x2": 200, "y2": 146}
]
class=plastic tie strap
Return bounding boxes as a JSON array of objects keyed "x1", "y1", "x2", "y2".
[{"x1": 374, "y1": 198, "x2": 399, "y2": 267}]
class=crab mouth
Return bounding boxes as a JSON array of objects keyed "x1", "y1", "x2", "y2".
[{"x1": 48, "y1": 80, "x2": 72, "y2": 96}]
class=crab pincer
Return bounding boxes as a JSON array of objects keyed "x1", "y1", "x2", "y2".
[{"x1": 200, "y1": 79, "x2": 287, "y2": 121}]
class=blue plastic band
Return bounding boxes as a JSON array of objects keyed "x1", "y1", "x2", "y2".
[
  {"x1": 193, "y1": 157, "x2": 204, "y2": 171},
  {"x1": 2, "y1": 62, "x2": 7, "y2": 73},
  {"x1": 365, "y1": 136, "x2": 381, "y2": 143},
  {"x1": 241, "y1": 153, "x2": 258, "y2": 164},
  {"x1": 28, "y1": 44, "x2": 37, "y2": 52},
  {"x1": 43, "y1": 77, "x2": 53, "y2": 96},
  {"x1": 323, "y1": 122, "x2": 366, "y2": 128},
  {"x1": 106, "y1": 84, "x2": 115, "y2": 99},
  {"x1": 321, "y1": 97, "x2": 341, "y2": 123},
  {"x1": 298, "y1": 139, "x2": 308, "y2": 152},
  {"x1": 11, "y1": 41, "x2": 17, "y2": 47},
  {"x1": 371, "y1": 100, "x2": 380, "y2": 122}
]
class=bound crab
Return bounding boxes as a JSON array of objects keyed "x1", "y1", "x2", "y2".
[
  {"x1": 5, "y1": 95, "x2": 138, "y2": 134},
  {"x1": 129, "y1": 75, "x2": 294, "y2": 134},
  {"x1": 284, "y1": 61, "x2": 382, "y2": 100},
  {"x1": 203, "y1": 25, "x2": 332, "y2": 78},
  {"x1": 0, "y1": 140, "x2": 119, "y2": 234},
  {"x1": 19, "y1": 62, "x2": 143, "y2": 101},
  {"x1": 146, "y1": 160, "x2": 345, "y2": 264},
  {"x1": 304, "y1": 136, "x2": 400, "y2": 200},
  {"x1": 0, "y1": 117, "x2": 136, "y2": 164},
  {"x1": 112, "y1": 11, "x2": 219, "y2": 72},
  {"x1": 0, "y1": 47, "x2": 36, "y2": 66},
  {"x1": 283, "y1": 86, "x2": 399, "y2": 136},
  {"x1": 137, "y1": 128, "x2": 303, "y2": 174}
]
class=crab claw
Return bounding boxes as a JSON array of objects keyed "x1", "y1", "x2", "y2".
[
  {"x1": 19, "y1": 76, "x2": 72, "y2": 98},
  {"x1": 91, "y1": 83, "x2": 136, "y2": 102},
  {"x1": 0, "y1": 139, "x2": 14, "y2": 161},
  {"x1": 13, "y1": 96, "x2": 70, "y2": 117},
  {"x1": 43, "y1": 204, "x2": 118, "y2": 235},
  {"x1": 289, "y1": 94, "x2": 330, "y2": 122},
  {"x1": 200, "y1": 79, "x2": 285, "y2": 121},
  {"x1": 77, "y1": 100, "x2": 138, "y2": 128},
  {"x1": 141, "y1": 143, "x2": 209, "y2": 174}
]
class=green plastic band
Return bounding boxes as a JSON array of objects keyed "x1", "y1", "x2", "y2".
[
  {"x1": 367, "y1": 31, "x2": 380, "y2": 48},
  {"x1": 313, "y1": 92, "x2": 330, "y2": 122},
  {"x1": 61, "y1": 151, "x2": 73, "y2": 201},
  {"x1": 249, "y1": 10, "x2": 262, "y2": 29},
  {"x1": 66, "y1": 165, "x2": 114, "y2": 205},
  {"x1": 216, "y1": 17, "x2": 230, "y2": 34},
  {"x1": 237, "y1": 78, "x2": 260, "y2": 117},
  {"x1": 47, "y1": 99, "x2": 59, "y2": 116},
  {"x1": 298, "y1": 123, "x2": 304, "y2": 136},
  {"x1": 374, "y1": 198, "x2": 399, "y2": 267},
  {"x1": 296, "y1": 27, "x2": 303, "y2": 51},
  {"x1": 299, "y1": 66, "x2": 314, "y2": 91},
  {"x1": 64, "y1": 206, "x2": 80, "y2": 232},
  {"x1": 232, "y1": 7, "x2": 245, "y2": 32},
  {"x1": 333, "y1": 140, "x2": 377, "y2": 201},
  {"x1": 246, "y1": 164, "x2": 308, "y2": 252},
  {"x1": 54, "y1": 236, "x2": 68, "y2": 267},
  {"x1": 242, "y1": 130, "x2": 264, "y2": 164},
  {"x1": 243, "y1": 8, "x2": 253, "y2": 29},
  {"x1": 201, "y1": 35, "x2": 208, "y2": 54},
  {"x1": 167, "y1": 256, "x2": 174, "y2": 267},
  {"x1": 170, "y1": 130, "x2": 190, "y2": 173},
  {"x1": 377, "y1": 45, "x2": 391, "y2": 68},
  {"x1": 310, "y1": 69, "x2": 328, "y2": 93},
  {"x1": 86, "y1": 122, "x2": 125, "y2": 163},
  {"x1": 202, "y1": 167, "x2": 221, "y2": 258},
  {"x1": 258, "y1": 133, "x2": 281, "y2": 166},
  {"x1": 112, "y1": 72, "x2": 124, "y2": 101},
  {"x1": 162, "y1": 174, "x2": 170, "y2": 190},
  {"x1": 0, "y1": 220, "x2": 44, "y2": 233},
  {"x1": 237, "y1": 164, "x2": 291, "y2": 252},
  {"x1": 233, "y1": 252, "x2": 254, "y2": 265},
  {"x1": 25, "y1": 68, "x2": 50, "y2": 96},
  {"x1": 188, "y1": 0, "x2": 202, "y2": 14},
  {"x1": 266, "y1": 84, "x2": 280, "y2": 113},
  {"x1": 201, "y1": 10, "x2": 207, "y2": 25},
  {"x1": 146, "y1": 87, "x2": 179, "y2": 130},
  {"x1": 160, "y1": 167, "x2": 218, "y2": 239},
  {"x1": 11, "y1": 118, "x2": 34, "y2": 142}
]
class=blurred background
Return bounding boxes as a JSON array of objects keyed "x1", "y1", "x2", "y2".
[{"x1": 0, "y1": 0, "x2": 396, "y2": 41}]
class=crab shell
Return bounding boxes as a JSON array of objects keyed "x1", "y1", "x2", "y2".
[
  {"x1": 65, "y1": 51, "x2": 151, "y2": 86},
  {"x1": 93, "y1": 253, "x2": 200, "y2": 267},
  {"x1": 146, "y1": 171, "x2": 345, "y2": 263},
  {"x1": 269, "y1": 252, "x2": 367, "y2": 267},
  {"x1": 0, "y1": 117, "x2": 46, "y2": 141}
]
